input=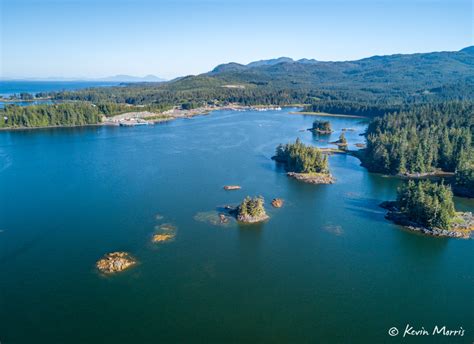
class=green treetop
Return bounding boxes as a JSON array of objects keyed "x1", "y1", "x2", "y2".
[
  {"x1": 396, "y1": 180, "x2": 456, "y2": 229},
  {"x1": 275, "y1": 138, "x2": 329, "y2": 174},
  {"x1": 238, "y1": 196, "x2": 266, "y2": 218}
]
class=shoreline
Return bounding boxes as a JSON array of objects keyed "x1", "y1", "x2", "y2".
[
  {"x1": 287, "y1": 172, "x2": 335, "y2": 184},
  {"x1": 0, "y1": 97, "x2": 52, "y2": 103},
  {"x1": 0, "y1": 122, "x2": 104, "y2": 131},
  {"x1": 380, "y1": 201, "x2": 473, "y2": 239},
  {"x1": 351, "y1": 150, "x2": 473, "y2": 199},
  {"x1": 0, "y1": 103, "x2": 299, "y2": 131},
  {"x1": 290, "y1": 111, "x2": 369, "y2": 119}
]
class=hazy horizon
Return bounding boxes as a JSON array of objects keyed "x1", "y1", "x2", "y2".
[
  {"x1": 1, "y1": 0, "x2": 473, "y2": 80},
  {"x1": 1, "y1": 45, "x2": 473, "y2": 81}
]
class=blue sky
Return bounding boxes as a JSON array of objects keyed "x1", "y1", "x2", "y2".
[{"x1": 1, "y1": 0, "x2": 472, "y2": 79}]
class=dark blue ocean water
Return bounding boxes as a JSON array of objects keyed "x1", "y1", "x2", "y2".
[
  {"x1": 0, "y1": 80, "x2": 120, "y2": 96},
  {"x1": 0, "y1": 109, "x2": 472, "y2": 343}
]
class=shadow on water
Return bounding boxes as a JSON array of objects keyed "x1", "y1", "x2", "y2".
[
  {"x1": 344, "y1": 196, "x2": 387, "y2": 223},
  {"x1": 0, "y1": 227, "x2": 59, "y2": 265},
  {"x1": 310, "y1": 131, "x2": 331, "y2": 142},
  {"x1": 258, "y1": 157, "x2": 280, "y2": 173},
  {"x1": 393, "y1": 227, "x2": 450, "y2": 260},
  {"x1": 237, "y1": 223, "x2": 264, "y2": 262}
]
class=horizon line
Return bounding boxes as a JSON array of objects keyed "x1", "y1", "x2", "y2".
[{"x1": 2, "y1": 44, "x2": 472, "y2": 81}]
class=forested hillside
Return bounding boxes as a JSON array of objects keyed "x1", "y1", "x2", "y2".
[
  {"x1": 361, "y1": 101, "x2": 474, "y2": 196},
  {"x1": 44, "y1": 47, "x2": 474, "y2": 110},
  {"x1": 363, "y1": 102, "x2": 473, "y2": 175}
]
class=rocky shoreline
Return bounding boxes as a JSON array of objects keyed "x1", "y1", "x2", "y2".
[
  {"x1": 308, "y1": 128, "x2": 333, "y2": 134},
  {"x1": 104, "y1": 103, "x2": 290, "y2": 127},
  {"x1": 287, "y1": 172, "x2": 335, "y2": 184},
  {"x1": 290, "y1": 111, "x2": 368, "y2": 119},
  {"x1": 396, "y1": 170, "x2": 455, "y2": 179},
  {"x1": 236, "y1": 213, "x2": 270, "y2": 223},
  {"x1": 380, "y1": 201, "x2": 473, "y2": 239}
]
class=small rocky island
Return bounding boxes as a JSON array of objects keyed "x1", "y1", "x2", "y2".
[
  {"x1": 236, "y1": 196, "x2": 269, "y2": 223},
  {"x1": 273, "y1": 138, "x2": 334, "y2": 184},
  {"x1": 223, "y1": 185, "x2": 241, "y2": 190},
  {"x1": 271, "y1": 198, "x2": 284, "y2": 208},
  {"x1": 381, "y1": 180, "x2": 473, "y2": 239},
  {"x1": 309, "y1": 120, "x2": 333, "y2": 134},
  {"x1": 152, "y1": 233, "x2": 175, "y2": 242},
  {"x1": 96, "y1": 252, "x2": 137, "y2": 274},
  {"x1": 330, "y1": 132, "x2": 348, "y2": 149},
  {"x1": 152, "y1": 223, "x2": 177, "y2": 243}
]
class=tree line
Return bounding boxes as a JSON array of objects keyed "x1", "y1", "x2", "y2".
[{"x1": 0, "y1": 102, "x2": 165, "y2": 128}]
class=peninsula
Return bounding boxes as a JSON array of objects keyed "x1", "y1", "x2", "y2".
[{"x1": 380, "y1": 180, "x2": 473, "y2": 239}]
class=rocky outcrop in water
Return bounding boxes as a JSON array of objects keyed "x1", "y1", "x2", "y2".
[
  {"x1": 237, "y1": 213, "x2": 270, "y2": 223},
  {"x1": 271, "y1": 198, "x2": 284, "y2": 208},
  {"x1": 287, "y1": 172, "x2": 334, "y2": 184},
  {"x1": 152, "y1": 222, "x2": 177, "y2": 243},
  {"x1": 219, "y1": 214, "x2": 229, "y2": 223},
  {"x1": 152, "y1": 233, "x2": 175, "y2": 243},
  {"x1": 96, "y1": 252, "x2": 137, "y2": 274},
  {"x1": 224, "y1": 185, "x2": 241, "y2": 190}
]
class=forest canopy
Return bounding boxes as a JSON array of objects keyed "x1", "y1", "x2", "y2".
[
  {"x1": 311, "y1": 120, "x2": 332, "y2": 133},
  {"x1": 274, "y1": 138, "x2": 329, "y2": 174},
  {"x1": 0, "y1": 102, "x2": 165, "y2": 128},
  {"x1": 363, "y1": 102, "x2": 473, "y2": 175},
  {"x1": 396, "y1": 180, "x2": 456, "y2": 230},
  {"x1": 237, "y1": 196, "x2": 267, "y2": 219}
]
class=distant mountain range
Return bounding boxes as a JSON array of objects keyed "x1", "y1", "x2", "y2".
[
  {"x1": 28, "y1": 46, "x2": 474, "y2": 106},
  {"x1": 96, "y1": 74, "x2": 165, "y2": 82},
  {"x1": 212, "y1": 56, "x2": 318, "y2": 72},
  {"x1": 167, "y1": 46, "x2": 474, "y2": 101}
]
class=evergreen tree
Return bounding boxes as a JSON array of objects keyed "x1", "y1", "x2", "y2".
[
  {"x1": 274, "y1": 138, "x2": 329, "y2": 174},
  {"x1": 397, "y1": 180, "x2": 456, "y2": 229},
  {"x1": 364, "y1": 102, "x2": 473, "y2": 175}
]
